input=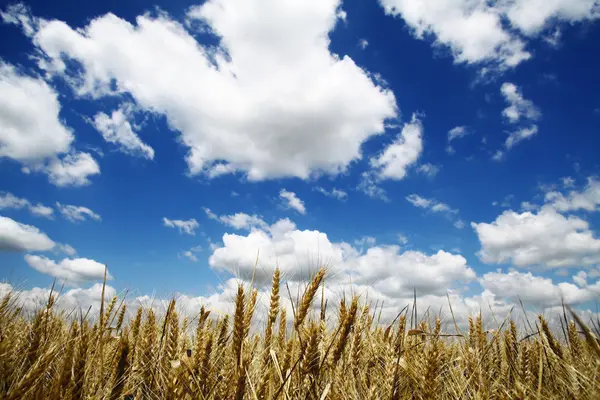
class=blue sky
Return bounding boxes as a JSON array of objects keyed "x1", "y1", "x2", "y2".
[{"x1": 1, "y1": 0, "x2": 600, "y2": 319}]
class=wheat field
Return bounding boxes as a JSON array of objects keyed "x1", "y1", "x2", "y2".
[{"x1": 1, "y1": 268, "x2": 599, "y2": 399}]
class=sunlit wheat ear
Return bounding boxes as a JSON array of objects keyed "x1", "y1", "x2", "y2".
[
  {"x1": 331, "y1": 296, "x2": 358, "y2": 366},
  {"x1": 232, "y1": 284, "x2": 246, "y2": 369},
  {"x1": 295, "y1": 268, "x2": 325, "y2": 329},
  {"x1": 116, "y1": 304, "x2": 127, "y2": 333},
  {"x1": 109, "y1": 335, "x2": 129, "y2": 400},
  {"x1": 539, "y1": 315, "x2": 563, "y2": 359}
]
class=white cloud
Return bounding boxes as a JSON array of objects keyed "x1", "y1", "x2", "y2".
[
  {"x1": 480, "y1": 269, "x2": 599, "y2": 308},
  {"x1": 24, "y1": 254, "x2": 110, "y2": 284},
  {"x1": 496, "y1": 82, "x2": 541, "y2": 153},
  {"x1": 0, "y1": 215, "x2": 55, "y2": 252},
  {"x1": 0, "y1": 62, "x2": 72, "y2": 161},
  {"x1": 205, "y1": 208, "x2": 268, "y2": 230},
  {"x1": 0, "y1": 192, "x2": 54, "y2": 218},
  {"x1": 505, "y1": 125, "x2": 539, "y2": 149},
  {"x1": 29, "y1": 203, "x2": 54, "y2": 218},
  {"x1": 561, "y1": 177, "x2": 576, "y2": 188},
  {"x1": 0, "y1": 282, "x2": 117, "y2": 315},
  {"x1": 358, "y1": 38, "x2": 369, "y2": 49},
  {"x1": 163, "y1": 217, "x2": 199, "y2": 235},
  {"x1": 501, "y1": 83, "x2": 541, "y2": 124},
  {"x1": 42, "y1": 152, "x2": 101, "y2": 187},
  {"x1": 378, "y1": 0, "x2": 599, "y2": 69},
  {"x1": 454, "y1": 220, "x2": 465, "y2": 229},
  {"x1": 406, "y1": 194, "x2": 458, "y2": 214},
  {"x1": 472, "y1": 205, "x2": 600, "y2": 268},
  {"x1": 209, "y1": 217, "x2": 476, "y2": 298},
  {"x1": 93, "y1": 105, "x2": 154, "y2": 159},
  {"x1": 182, "y1": 244, "x2": 203, "y2": 262},
  {"x1": 357, "y1": 171, "x2": 389, "y2": 202},
  {"x1": 397, "y1": 233, "x2": 408, "y2": 245},
  {"x1": 378, "y1": 0, "x2": 531, "y2": 69},
  {"x1": 314, "y1": 186, "x2": 348, "y2": 200},
  {"x1": 416, "y1": 163, "x2": 439, "y2": 178},
  {"x1": 0, "y1": 192, "x2": 29, "y2": 210},
  {"x1": 505, "y1": 0, "x2": 600, "y2": 36},
  {"x1": 448, "y1": 126, "x2": 469, "y2": 142},
  {"x1": 520, "y1": 201, "x2": 539, "y2": 212},
  {"x1": 279, "y1": 189, "x2": 306, "y2": 214},
  {"x1": 0, "y1": 62, "x2": 100, "y2": 186},
  {"x1": 57, "y1": 202, "x2": 101, "y2": 223},
  {"x1": 55, "y1": 243, "x2": 77, "y2": 256},
  {"x1": 545, "y1": 177, "x2": 600, "y2": 212},
  {"x1": 370, "y1": 114, "x2": 423, "y2": 180},
  {"x1": 11, "y1": 0, "x2": 397, "y2": 181}
]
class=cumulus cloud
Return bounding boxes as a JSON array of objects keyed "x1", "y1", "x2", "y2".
[
  {"x1": 24, "y1": 254, "x2": 110, "y2": 284},
  {"x1": 472, "y1": 205, "x2": 600, "y2": 268},
  {"x1": 0, "y1": 62, "x2": 100, "y2": 186},
  {"x1": 370, "y1": 114, "x2": 423, "y2": 180},
  {"x1": 0, "y1": 282, "x2": 117, "y2": 317},
  {"x1": 480, "y1": 269, "x2": 600, "y2": 308},
  {"x1": 0, "y1": 62, "x2": 72, "y2": 161},
  {"x1": 545, "y1": 177, "x2": 600, "y2": 212},
  {"x1": 314, "y1": 186, "x2": 348, "y2": 200},
  {"x1": 279, "y1": 189, "x2": 306, "y2": 215},
  {"x1": 93, "y1": 105, "x2": 155, "y2": 159},
  {"x1": 0, "y1": 215, "x2": 55, "y2": 252},
  {"x1": 378, "y1": 0, "x2": 599, "y2": 69},
  {"x1": 209, "y1": 216, "x2": 475, "y2": 299},
  {"x1": 40, "y1": 152, "x2": 100, "y2": 187},
  {"x1": 7, "y1": 0, "x2": 397, "y2": 181},
  {"x1": 57, "y1": 202, "x2": 101, "y2": 223},
  {"x1": 0, "y1": 192, "x2": 54, "y2": 218},
  {"x1": 163, "y1": 217, "x2": 199, "y2": 235}
]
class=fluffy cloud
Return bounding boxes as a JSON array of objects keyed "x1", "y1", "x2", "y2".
[
  {"x1": 93, "y1": 105, "x2": 155, "y2": 159},
  {"x1": 0, "y1": 282, "x2": 117, "y2": 317},
  {"x1": 0, "y1": 215, "x2": 55, "y2": 252},
  {"x1": 472, "y1": 205, "x2": 600, "y2": 268},
  {"x1": 9, "y1": 0, "x2": 397, "y2": 181},
  {"x1": 379, "y1": 0, "x2": 530, "y2": 68},
  {"x1": 0, "y1": 192, "x2": 54, "y2": 218},
  {"x1": 0, "y1": 62, "x2": 72, "y2": 161},
  {"x1": 378, "y1": 0, "x2": 599, "y2": 69},
  {"x1": 209, "y1": 217, "x2": 475, "y2": 298},
  {"x1": 0, "y1": 62, "x2": 100, "y2": 186},
  {"x1": 314, "y1": 186, "x2": 348, "y2": 200},
  {"x1": 480, "y1": 269, "x2": 600, "y2": 308},
  {"x1": 42, "y1": 152, "x2": 100, "y2": 187},
  {"x1": 163, "y1": 217, "x2": 199, "y2": 235},
  {"x1": 370, "y1": 114, "x2": 423, "y2": 180},
  {"x1": 57, "y1": 202, "x2": 101, "y2": 223},
  {"x1": 279, "y1": 189, "x2": 306, "y2": 214},
  {"x1": 24, "y1": 254, "x2": 110, "y2": 284},
  {"x1": 494, "y1": 83, "x2": 541, "y2": 155},
  {"x1": 545, "y1": 177, "x2": 600, "y2": 212},
  {"x1": 501, "y1": 83, "x2": 541, "y2": 124}
]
